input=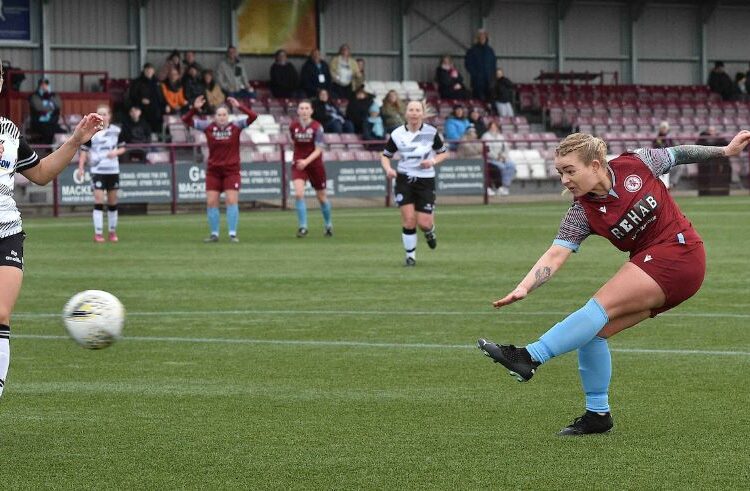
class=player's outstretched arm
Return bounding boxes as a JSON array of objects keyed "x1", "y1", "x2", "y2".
[
  {"x1": 22, "y1": 113, "x2": 104, "y2": 185},
  {"x1": 670, "y1": 129, "x2": 750, "y2": 164},
  {"x1": 493, "y1": 244, "x2": 573, "y2": 309}
]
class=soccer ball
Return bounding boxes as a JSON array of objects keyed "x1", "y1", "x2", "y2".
[{"x1": 62, "y1": 290, "x2": 125, "y2": 349}]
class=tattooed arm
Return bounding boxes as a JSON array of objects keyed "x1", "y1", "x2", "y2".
[
  {"x1": 671, "y1": 130, "x2": 750, "y2": 164},
  {"x1": 492, "y1": 245, "x2": 573, "y2": 309}
]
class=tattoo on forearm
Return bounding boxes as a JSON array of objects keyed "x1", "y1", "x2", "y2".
[
  {"x1": 530, "y1": 266, "x2": 552, "y2": 290},
  {"x1": 671, "y1": 145, "x2": 725, "y2": 165}
]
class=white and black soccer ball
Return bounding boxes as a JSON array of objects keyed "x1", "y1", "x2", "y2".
[{"x1": 62, "y1": 290, "x2": 125, "y2": 349}]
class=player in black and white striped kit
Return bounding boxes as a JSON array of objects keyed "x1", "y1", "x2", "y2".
[
  {"x1": 0, "y1": 60, "x2": 104, "y2": 398},
  {"x1": 380, "y1": 100, "x2": 448, "y2": 266},
  {"x1": 78, "y1": 105, "x2": 126, "y2": 242}
]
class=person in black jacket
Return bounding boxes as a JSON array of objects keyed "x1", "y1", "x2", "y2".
[
  {"x1": 435, "y1": 55, "x2": 469, "y2": 100},
  {"x1": 120, "y1": 105, "x2": 152, "y2": 162},
  {"x1": 312, "y1": 89, "x2": 354, "y2": 134},
  {"x1": 270, "y1": 49, "x2": 300, "y2": 98},
  {"x1": 128, "y1": 63, "x2": 164, "y2": 134},
  {"x1": 345, "y1": 87, "x2": 373, "y2": 135},
  {"x1": 492, "y1": 68, "x2": 515, "y2": 117},
  {"x1": 300, "y1": 49, "x2": 332, "y2": 98},
  {"x1": 708, "y1": 61, "x2": 733, "y2": 101}
]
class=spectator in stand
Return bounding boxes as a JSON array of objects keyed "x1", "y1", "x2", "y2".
[
  {"x1": 465, "y1": 29, "x2": 496, "y2": 101},
  {"x1": 482, "y1": 120, "x2": 515, "y2": 196},
  {"x1": 269, "y1": 49, "x2": 300, "y2": 98},
  {"x1": 708, "y1": 61, "x2": 733, "y2": 101},
  {"x1": 345, "y1": 87, "x2": 373, "y2": 135},
  {"x1": 435, "y1": 55, "x2": 469, "y2": 100},
  {"x1": 28, "y1": 78, "x2": 64, "y2": 145},
  {"x1": 217, "y1": 45, "x2": 254, "y2": 99},
  {"x1": 367, "y1": 100, "x2": 385, "y2": 140},
  {"x1": 183, "y1": 50, "x2": 201, "y2": 73},
  {"x1": 202, "y1": 69, "x2": 225, "y2": 115},
  {"x1": 330, "y1": 44, "x2": 361, "y2": 100},
  {"x1": 161, "y1": 67, "x2": 189, "y2": 115},
  {"x1": 652, "y1": 121, "x2": 675, "y2": 149},
  {"x1": 492, "y1": 68, "x2": 515, "y2": 117},
  {"x1": 732, "y1": 72, "x2": 747, "y2": 102},
  {"x1": 468, "y1": 107, "x2": 487, "y2": 137},
  {"x1": 300, "y1": 49, "x2": 332, "y2": 98},
  {"x1": 456, "y1": 126, "x2": 483, "y2": 159},
  {"x1": 443, "y1": 104, "x2": 470, "y2": 147},
  {"x1": 158, "y1": 49, "x2": 182, "y2": 81},
  {"x1": 312, "y1": 88, "x2": 354, "y2": 134},
  {"x1": 380, "y1": 90, "x2": 406, "y2": 134},
  {"x1": 120, "y1": 105, "x2": 152, "y2": 162},
  {"x1": 129, "y1": 63, "x2": 163, "y2": 134},
  {"x1": 354, "y1": 58, "x2": 366, "y2": 92},
  {"x1": 182, "y1": 63, "x2": 205, "y2": 107}
]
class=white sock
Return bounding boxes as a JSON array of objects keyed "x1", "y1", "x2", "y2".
[
  {"x1": 402, "y1": 229, "x2": 417, "y2": 259},
  {"x1": 107, "y1": 209, "x2": 118, "y2": 232},
  {"x1": 0, "y1": 325, "x2": 9, "y2": 397},
  {"x1": 93, "y1": 209, "x2": 104, "y2": 234}
]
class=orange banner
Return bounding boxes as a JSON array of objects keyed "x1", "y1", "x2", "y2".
[{"x1": 237, "y1": 0, "x2": 317, "y2": 55}]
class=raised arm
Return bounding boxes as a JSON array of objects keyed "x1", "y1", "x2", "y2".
[
  {"x1": 493, "y1": 244, "x2": 573, "y2": 308},
  {"x1": 21, "y1": 113, "x2": 104, "y2": 186},
  {"x1": 671, "y1": 129, "x2": 750, "y2": 163}
]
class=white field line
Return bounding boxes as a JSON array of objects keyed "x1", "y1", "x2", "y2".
[
  {"x1": 12, "y1": 308, "x2": 750, "y2": 319},
  {"x1": 13, "y1": 333, "x2": 750, "y2": 356}
]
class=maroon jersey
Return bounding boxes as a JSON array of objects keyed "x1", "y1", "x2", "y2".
[
  {"x1": 290, "y1": 119, "x2": 324, "y2": 167},
  {"x1": 182, "y1": 106, "x2": 257, "y2": 171},
  {"x1": 578, "y1": 153, "x2": 697, "y2": 254}
]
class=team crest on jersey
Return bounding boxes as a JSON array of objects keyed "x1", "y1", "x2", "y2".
[{"x1": 624, "y1": 174, "x2": 642, "y2": 192}]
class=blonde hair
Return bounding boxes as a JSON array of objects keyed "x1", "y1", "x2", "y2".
[{"x1": 556, "y1": 132, "x2": 607, "y2": 166}]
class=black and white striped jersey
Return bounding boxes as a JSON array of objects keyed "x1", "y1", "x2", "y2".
[
  {"x1": 81, "y1": 124, "x2": 125, "y2": 175},
  {"x1": 0, "y1": 117, "x2": 41, "y2": 238},
  {"x1": 383, "y1": 123, "x2": 447, "y2": 178}
]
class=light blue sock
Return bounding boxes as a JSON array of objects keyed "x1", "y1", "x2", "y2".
[
  {"x1": 578, "y1": 336, "x2": 611, "y2": 413},
  {"x1": 207, "y1": 207, "x2": 220, "y2": 236},
  {"x1": 526, "y1": 298, "x2": 609, "y2": 364},
  {"x1": 320, "y1": 200, "x2": 332, "y2": 227},
  {"x1": 295, "y1": 199, "x2": 308, "y2": 228},
  {"x1": 226, "y1": 204, "x2": 239, "y2": 236}
]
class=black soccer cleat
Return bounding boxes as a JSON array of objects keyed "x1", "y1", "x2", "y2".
[
  {"x1": 204, "y1": 234, "x2": 219, "y2": 243},
  {"x1": 404, "y1": 256, "x2": 416, "y2": 267},
  {"x1": 476, "y1": 338, "x2": 540, "y2": 382},
  {"x1": 324, "y1": 226, "x2": 333, "y2": 237},
  {"x1": 558, "y1": 411, "x2": 613, "y2": 436},
  {"x1": 425, "y1": 230, "x2": 437, "y2": 249},
  {"x1": 296, "y1": 227, "x2": 308, "y2": 238}
]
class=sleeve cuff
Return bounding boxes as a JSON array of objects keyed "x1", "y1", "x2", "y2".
[{"x1": 553, "y1": 239, "x2": 580, "y2": 252}]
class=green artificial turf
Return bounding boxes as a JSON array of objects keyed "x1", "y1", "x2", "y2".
[{"x1": 3, "y1": 196, "x2": 749, "y2": 489}]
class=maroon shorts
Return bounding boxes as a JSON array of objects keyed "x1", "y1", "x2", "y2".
[
  {"x1": 630, "y1": 237, "x2": 706, "y2": 317},
  {"x1": 206, "y1": 167, "x2": 241, "y2": 193},
  {"x1": 292, "y1": 162, "x2": 327, "y2": 190}
]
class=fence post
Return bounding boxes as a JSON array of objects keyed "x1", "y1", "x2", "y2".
[
  {"x1": 280, "y1": 142, "x2": 287, "y2": 210},
  {"x1": 52, "y1": 176, "x2": 59, "y2": 217},
  {"x1": 482, "y1": 141, "x2": 489, "y2": 205}
]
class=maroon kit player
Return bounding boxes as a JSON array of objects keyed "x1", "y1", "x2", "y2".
[
  {"x1": 477, "y1": 130, "x2": 750, "y2": 435},
  {"x1": 183, "y1": 95, "x2": 257, "y2": 242},
  {"x1": 289, "y1": 100, "x2": 332, "y2": 237}
]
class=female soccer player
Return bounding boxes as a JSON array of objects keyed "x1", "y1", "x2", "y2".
[
  {"x1": 477, "y1": 130, "x2": 750, "y2": 435},
  {"x1": 182, "y1": 95, "x2": 257, "y2": 242},
  {"x1": 77, "y1": 104, "x2": 126, "y2": 242},
  {"x1": 289, "y1": 100, "x2": 332, "y2": 238},
  {"x1": 380, "y1": 100, "x2": 448, "y2": 266},
  {"x1": 0, "y1": 60, "x2": 104, "y2": 397}
]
